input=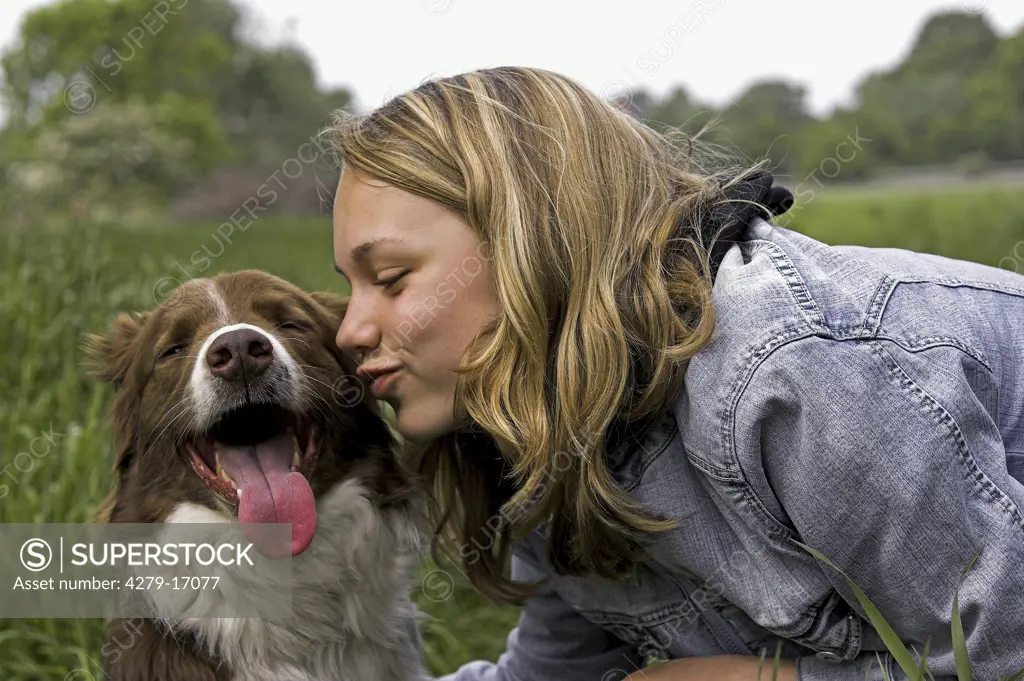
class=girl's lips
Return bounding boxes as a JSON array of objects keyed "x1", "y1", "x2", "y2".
[{"x1": 369, "y1": 368, "x2": 402, "y2": 398}]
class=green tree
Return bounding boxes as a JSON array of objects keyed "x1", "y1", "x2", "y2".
[
  {"x1": 6, "y1": 97, "x2": 201, "y2": 221},
  {"x1": 718, "y1": 80, "x2": 812, "y2": 174},
  {"x1": 0, "y1": 0, "x2": 234, "y2": 173},
  {"x1": 0, "y1": 0, "x2": 357, "y2": 215},
  {"x1": 791, "y1": 111, "x2": 875, "y2": 181},
  {"x1": 897, "y1": 10, "x2": 999, "y2": 77},
  {"x1": 642, "y1": 85, "x2": 712, "y2": 134},
  {"x1": 852, "y1": 11, "x2": 1001, "y2": 166},
  {"x1": 966, "y1": 26, "x2": 1024, "y2": 160},
  {"x1": 214, "y1": 44, "x2": 354, "y2": 165}
]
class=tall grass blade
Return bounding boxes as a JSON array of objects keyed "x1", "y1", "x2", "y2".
[
  {"x1": 795, "y1": 541, "x2": 923, "y2": 681},
  {"x1": 951, "y1": 552, "x2": 981, "y2": 681},
  {"x1": 878, "y1": 653, "x2": 893, "y2": 681},
  {"x1": 911, "y1": 640, "x2": 932, "y2": 680}
]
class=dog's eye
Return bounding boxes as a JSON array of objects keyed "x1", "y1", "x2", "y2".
[
  {"x1": 158, "y1": 344, "x2": 187, "y2": 360},
  {"x1": 277, "y1": 321, "x2": 308, "y2": 332}
]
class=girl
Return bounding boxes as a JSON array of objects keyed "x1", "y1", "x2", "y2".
[{"x1": 326, "y1": 66, "x2": 1024, "y2": 681}]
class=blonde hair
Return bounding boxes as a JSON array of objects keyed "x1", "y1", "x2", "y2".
[{"x1": 325, "y1": 66, "x2": 768, "y2": 604}]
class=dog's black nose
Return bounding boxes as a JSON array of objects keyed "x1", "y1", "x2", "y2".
[{"x1": 206, "y1": 329, "x2": 273, "y2": 382}]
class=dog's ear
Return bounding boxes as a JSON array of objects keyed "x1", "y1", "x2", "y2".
[
  {"x1": 310, "y1": 291, "x2": 350, "y2": 327},
  {"x1": 83, "y1": 311, "x2": 151, "y2": 387}
]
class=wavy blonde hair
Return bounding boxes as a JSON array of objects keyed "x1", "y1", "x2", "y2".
[{"x1": 324, "y1": 66, "x2": 767, "y2": 605}]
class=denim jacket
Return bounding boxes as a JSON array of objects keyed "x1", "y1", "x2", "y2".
[{"x1": 437, "y1": 217, "x2": 1024, "y2": 681}]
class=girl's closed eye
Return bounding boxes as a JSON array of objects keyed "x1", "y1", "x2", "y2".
[{"x1": 375, "y1": 270, "x2": 408, "y2": 289}]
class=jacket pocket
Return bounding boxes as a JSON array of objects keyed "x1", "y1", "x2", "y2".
[
  {"x1": 713, "y1": 603, "x2": 820, "y2": 659},
  {"x1": 752, "y1": 590, "x2": 865, "y2": 662},
  {"x1": 556, "y1": 568, "x2": 750, "y2": 658}
]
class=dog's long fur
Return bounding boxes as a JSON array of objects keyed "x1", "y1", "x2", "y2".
[{"x1": 85, "y1": 271, "x2": 429, "y2": 681}]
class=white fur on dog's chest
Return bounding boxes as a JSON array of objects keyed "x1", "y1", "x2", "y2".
[{"x1": 154, "y1": 479, "x2": 427, "y2": 681}]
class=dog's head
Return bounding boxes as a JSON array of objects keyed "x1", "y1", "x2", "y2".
[{"x1": 85, "y1": 270, "x2": 409, "y2": 557}]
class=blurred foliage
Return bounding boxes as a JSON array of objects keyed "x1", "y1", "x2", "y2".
[
  {"x1": 0, "y1": 3, "x2": 1022, "y2": 221},
  {"x1": 621, "y1": 11, "x2": 1024, "y2": 180},
  {"x1": 0, "y1": 0, "x2": 353, "y2": 221},
  {"x1": 6, "y1": 96, "x2": 217, "y2": 223}
]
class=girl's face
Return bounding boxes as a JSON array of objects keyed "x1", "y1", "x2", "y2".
[{"x1": 332, "y1": 169, "x2": 500, "y2": 442}]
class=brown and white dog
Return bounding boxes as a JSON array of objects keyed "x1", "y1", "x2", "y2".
[{"x1": 85, "y1": 270, "x2": 428, "y2": 681}]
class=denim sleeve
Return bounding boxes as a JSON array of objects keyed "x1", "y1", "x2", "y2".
[
  {"x1": 744, "y1": 336, "x2": 1024, "y2": 681},
  {"x1": 435, "y1": 539, "x2": 644, "y2": 681}
]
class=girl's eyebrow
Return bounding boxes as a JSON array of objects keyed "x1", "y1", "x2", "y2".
[
  {"x1": 334, "y1": 236, "x2": 407, "y2": 281},
  {"x1": 349, "y1": 236, "x2": 405, "y2": 264}
]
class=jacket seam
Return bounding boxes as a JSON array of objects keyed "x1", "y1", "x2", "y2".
[
  {"x1": 722, "y1": 327, "x2": 822, "y2": 475},
  {"x1": 683, "y1": 447, "x2": 740, "y2": 482},
  {"x1": 865, "y1": 275, "x2": 897, "y2": 336},
  {"x1": 756, "y1": 240, "x2": 828, "y2": 329},
  {"x1": 895, "y1": 277, "x2": 1024, "y2": 298},
  {"x1": 713, "y1": 329, "x2": 830, "y2": 543},
  {"x1": 871, "y1": 334, "x2": 992, "y2": 373},
  {"x1": 723, "y1": 331, "x2": 1012, "y2": 546},
  {"x1": 869, "y1": 339, "x2": 1024, "y2": 533},
  {"x1": 580, "y1": 602, "x2": 691, "y2": 628}
]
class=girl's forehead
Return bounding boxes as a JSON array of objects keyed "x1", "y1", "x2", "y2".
[{"x1": 334, "y1": 182, "x2": 434, "y2": 242}]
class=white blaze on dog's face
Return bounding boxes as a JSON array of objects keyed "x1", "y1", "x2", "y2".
[
  {"x1": 87, "y1": 271, "x2": 402, "y2": 559},
  {"x1": 184, "y1": 317, "x2": 319, "y2": 558},
  {"x1": 188, "y1": 322, "x2": 306, "y2": 431}
]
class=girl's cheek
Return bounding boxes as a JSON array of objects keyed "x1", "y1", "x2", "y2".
[{"x1": 391, "y1": 302, "x2": 425, "y2": 349}]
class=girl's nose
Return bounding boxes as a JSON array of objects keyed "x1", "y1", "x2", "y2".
[{"x1": 334, "y1": 297, "x2": 380, "y2": 359}]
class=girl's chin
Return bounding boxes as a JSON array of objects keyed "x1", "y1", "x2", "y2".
[{"x1": 393, "y1": 412, "x2": 464, "y2": 444}]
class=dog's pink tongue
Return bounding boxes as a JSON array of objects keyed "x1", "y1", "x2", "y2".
[{"x1": 216, "y1": 431, "x2": 316, "y2": 558}]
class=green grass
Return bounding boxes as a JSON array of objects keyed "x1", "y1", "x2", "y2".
[
  {"x1": 1, "y1": 183, "x2": 1023, "y2": 680},
  {"x1": 785, "y1": 184, "x2": 1024, "y2": 269}
]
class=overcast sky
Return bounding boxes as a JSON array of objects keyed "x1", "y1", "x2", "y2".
[{"x1": 2, "y1": 0, "x2": 1023, "y2": 117}]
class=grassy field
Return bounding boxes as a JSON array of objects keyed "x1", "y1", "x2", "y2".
[{"x1": 1, "y1": 184, "x2": 1023, "y2": 680}]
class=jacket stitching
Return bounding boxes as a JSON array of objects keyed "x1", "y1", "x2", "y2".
[
  {"x1": 722, "y1": 324, "x2": 1004, "y2": 544},
  {"x1": 736, "y1": 483, "x2": 799, "y2": 543},
  {"x1": 869, "y1": 340, "x2": 1024, "y2": 532},
  {"x1": 581, "y1": 602, "x2": 692, "y2": 628},
  {"x1": 682, "y1": 445, "x2": 740, "y2": 482},
  {"x1": 896, "y1": 277, "x2": 1024, "y2": 298},
  {"x1": 758, "y1": 242, "x2": 827, "y2": 329},
  {"x1": 724, "y1": 334, "x2": 1022, "y2": 544},
  {"x1": 684, "y1": 444, "x2": 799, "y2": 539},
  {"x1": 872, "y1": 334, "x2": 992, "y2": 373},
  {"x1": 723, "y1": 327, "x2": 820, "y2": 473},
  {"x1": 865, "y1": 275, "x2": 897, "y2": 337}
]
